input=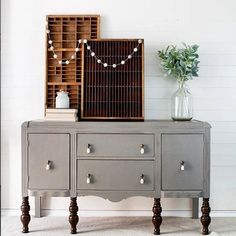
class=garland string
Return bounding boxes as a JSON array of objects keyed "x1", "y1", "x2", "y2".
[{"x1": 46, "y1": 22, "x2": 142, "y2": 68}]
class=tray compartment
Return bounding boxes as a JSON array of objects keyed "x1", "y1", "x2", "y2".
[
  {"x1": 45, "y1": 15, "x2": 100, "y2": 114},
  {"x1": 82, "y1": 39, "x2": 144, "y2": 120}
]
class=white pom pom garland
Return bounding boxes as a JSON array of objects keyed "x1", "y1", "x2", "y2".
[{"x1": 46, "y1": 22, "x2": 142, "y2": 67}]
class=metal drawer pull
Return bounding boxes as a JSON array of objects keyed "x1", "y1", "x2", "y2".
[
  {"x1": 140, "y1": 174, "x2": 145, "y2": 184},
  {"x1": 140, "y1": 144, "x2": 145, "y2": 154},
  {"x1": 45, "y1": 160, "x2": 52, "y2": 170},
  {"x1": 86, "y1": 144, "x2": 91, "y2": 154},
  {"x1": 86, "y1": 174, "x2": 91, "y2": 184},
  {"x1": 180, "y1": 161, "x2": 185, "y2": 171}
]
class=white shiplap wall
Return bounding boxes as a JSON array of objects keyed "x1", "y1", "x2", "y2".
[{"x1": 1, "y1": 0, "x2": 236, "y2": 215}]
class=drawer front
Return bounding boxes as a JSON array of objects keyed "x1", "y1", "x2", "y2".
[
  {"x1": 161, "y1": 134, "x2": 204, "y2": 190},
  {"x1": 77, "y1": 134, "x2": 154, "y2": 157},
  {"x1": 77, "y1": 160, "x2": 154, "y2": 191},
  {"x1": 28, "y1": 133, "x2": 70, "y2": 190}
]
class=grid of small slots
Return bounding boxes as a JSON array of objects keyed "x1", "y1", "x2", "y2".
[
  {"x1": 46, "y1": 15, "x2": 100, "y2": 113},
  {"x1": 82, "y1": 40, "x2": 144, "y2": 120}
]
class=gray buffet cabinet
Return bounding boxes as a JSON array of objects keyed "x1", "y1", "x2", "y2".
[{"x1": 21, "y1": 120, "x2": 211, "y2": 235}]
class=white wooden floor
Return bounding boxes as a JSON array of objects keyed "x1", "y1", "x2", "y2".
[{"x1": 2, "y1": 216, "x2": 236, "y2": 236}]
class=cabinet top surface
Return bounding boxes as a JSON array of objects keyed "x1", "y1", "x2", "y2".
[{"x1": 22, "y1": 120, "x2": 211, "y2": 130}]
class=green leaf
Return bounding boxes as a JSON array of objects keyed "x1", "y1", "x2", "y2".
[
  {"x1": 158, "y1": 43, "x2": 200, "y2": 81},
  {"x1": 192, "y1": 45, "x2": 199, "y2": 51}
]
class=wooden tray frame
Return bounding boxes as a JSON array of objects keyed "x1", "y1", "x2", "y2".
[
  {"x1": 45, "y1": 15, "x2": 100, "y2": 117},
  {"x1": 81, "y1": 39, "x2": 144, "y2": 120}
]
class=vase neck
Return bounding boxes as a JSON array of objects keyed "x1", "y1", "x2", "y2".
[{"x1": 178, "y1": 80, "x2": 185, "y2": 89}]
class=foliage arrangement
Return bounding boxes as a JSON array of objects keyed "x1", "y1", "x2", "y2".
[{"x1": 158, "y1": 43, "x2": 200, "y2": 83}]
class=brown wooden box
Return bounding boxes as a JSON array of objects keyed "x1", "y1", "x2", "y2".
[
  {"x1": 45, "y1": 15, "x2": 100, "y2": 117},
  {"x1": 81, "y1": 39, "x2": 144, "y2": 120}
]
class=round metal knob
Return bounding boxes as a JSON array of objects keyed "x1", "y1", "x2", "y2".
[
  {"x1": 180, "y1": 161, "x2": 185, "y2": 171},
  {"x1": 140, "y1": 144, "x2": 145, "y2": 154},
  {"x1": 45, "y1": 160, "x2": 52, "y2": 170},
  {"x1": 140, "y1": 174, "x2": 145, "y2": 184},
  {"x1": 87, "y1": 144, "x2": 91, "y2": 154},
  {"x1": 86, "y1": 174, "x2": 91, "y2": 184}
]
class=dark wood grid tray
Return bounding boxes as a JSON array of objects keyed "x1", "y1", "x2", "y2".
[
  {"x1": 81, "y1": 39, "x2": 144, "y2": 120},
  {"x1": 45, "y1": 15, "x2": 100, "y2": 117}
]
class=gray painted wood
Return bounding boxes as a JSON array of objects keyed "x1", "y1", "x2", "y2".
[
  {"x1": 192, "y1": 198, "x2": 199, "y2": 219},
  {"x1": 29, "y1": 190, "x2": 70, "y2": 197},
  {"x1": 77, "y1": 134, "x2": 154, "y2": 157},
  {"x1": 77, "y1": 190, "x2": 154, "y2": 202},
  {"x1": 23, "y1": 120, "x2": 210, "y2": 137},
  {"x1": 161, "y1": 190, "x2": 204, "y2": 198},
  {"x1": 21, "y1": 120, "x2": 211, "y2": 215},
  {"x1": 77, "y1": 160, "x2": 154, "y2": 191},
  {"x1": 28, "y1": 133, "x2": 70, "y2": 190},
  {"x1": 161, "y1": 134, "x2": 204, "y2": 191},
  {"x1": 70, "y1": 132, "x2": 77, "y2": 197},
  {"x1": 154, "y1": 133, "x2": 161, "y2": 198},
  {"x1": 35, "y1": 196, "x2": 41, "y2": 218},
  {"x1": 21, "y1": 122, "x2": 29, "y2": 197},
  {"x1": 203, "y1": 127, "x2": 211, "y2": 198}
]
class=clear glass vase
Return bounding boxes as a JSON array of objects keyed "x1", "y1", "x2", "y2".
[{"x1": 171, "y1": 81, "x2": 193, "y2": 121}]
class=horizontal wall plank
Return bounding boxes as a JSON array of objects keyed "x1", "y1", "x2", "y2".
[
  {"x1": 146, "y1": 77, "x2": 236, "y2": 89},
  {"x1": 212, "y1": 155, "x2": 236, "y2": 167},
  {"x1": 212, "y1": 143, "x2": 236, "y2": 156},
  {"x1": 210, "y1": 122, "x2": 236, "y2": 132},
  {"x1": 145, "y1": 98, "x2": 236, "y2": 110},
  {"x1": 211, "y1": 132, "x2": 236, "y2": 144},
  {"x1": 211, "y1": 166, "x2": 236, "y2": 210},
  {"x1": 145, "y1": 53, "x2": 236, "y2": 66},
  {"x1": 145, "y1": 87, "x2": 236, "y2": 99},
  {"x1": 2, "y1": 0, "x2": 236, "y2": 214},
  {"x1": 144, "y1": 64, "x2": 236, "y2": 77}
]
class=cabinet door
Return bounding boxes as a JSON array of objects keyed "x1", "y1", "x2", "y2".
[
  {"x1": 162, "y1": 134, "x2": 204, "y2": 190},
  {"x1": 28, "y1": 134, "x2": 70, "y2": 190}
]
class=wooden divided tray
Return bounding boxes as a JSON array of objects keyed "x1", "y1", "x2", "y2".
[
  {"x1": 81, "y1": 39, "x2": 144, "y2": 120},
  {"x1": 45, "y1": 15, "x2": 100, "y2": 117}
]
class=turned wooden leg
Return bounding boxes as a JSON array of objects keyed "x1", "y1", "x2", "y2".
[
  {"x1": 152, "y1": 198, "x2": 162, "y2": 235},
  {"x1": 201, "y1": 198, "x2": 211, "y2": 235},
  {"x1": 20, "y1": 196, "x2": 31, "y2": 233},
  {"x1": 69, "y1": 197, "x2": 79, "y2": 234}
]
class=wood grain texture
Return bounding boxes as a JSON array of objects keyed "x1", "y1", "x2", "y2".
[
  {"x1": 20, "y1": 197, "x2": 31, "y2": 233},
  {"x1": 69, "y1": 197, "x2": 79, "y2": 234},
  {"x1": 82, "y1": 39, "x2": 144, "y2": 120},
  {"x1": 45, "y1": 15, "x2": 100, "y2": 115},
  {"x1": 152, "y1": 198, "x2": 162, "y2": 235},
  {"x1": 201, "y1": 198, "x2": 211, "y2": 235}
]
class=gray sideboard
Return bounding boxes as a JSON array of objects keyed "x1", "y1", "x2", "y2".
[{"x1": 21, "y1": 120, "x2": 211, "y2": 235}]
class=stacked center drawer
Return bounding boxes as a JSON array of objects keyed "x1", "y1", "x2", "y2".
[{"x1": 76, "y1": 134, "x2": 155, "y2": 191}]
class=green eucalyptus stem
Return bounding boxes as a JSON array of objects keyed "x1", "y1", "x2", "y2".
[
  {"x1": 178, "y1": 79, "x2": 185, "y2": 88},
  {"x1": 158, "y1": 43, "x2": 200, "y2": 82}
]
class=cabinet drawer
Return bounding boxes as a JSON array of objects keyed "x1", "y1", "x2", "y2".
[
  {"x1": 28, "y1": 134, "x2": 70, "y2": 190},
  {"x1": 77, "y1": 160, "x2": 154, "y2": 191},
  {"x1": 161, "y1": 134, "x2": 204, "y2": 190},
  {"x1": 77, "y1": 134, "x2": 154, "y2": 157}
]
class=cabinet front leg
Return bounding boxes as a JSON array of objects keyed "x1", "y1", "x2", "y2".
[
  {"x1": 69, "y1": 197, "x2": 79, "y2": 234},
  {"x1": 152, "y1": 198, "x2": 162, "y2": 235},
  {"x1": 20, "y1": 196, "x2": 31, "y2": 233},
  {"x1": 201, "y1": 198, "x2": 211, "y2": 235}
]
